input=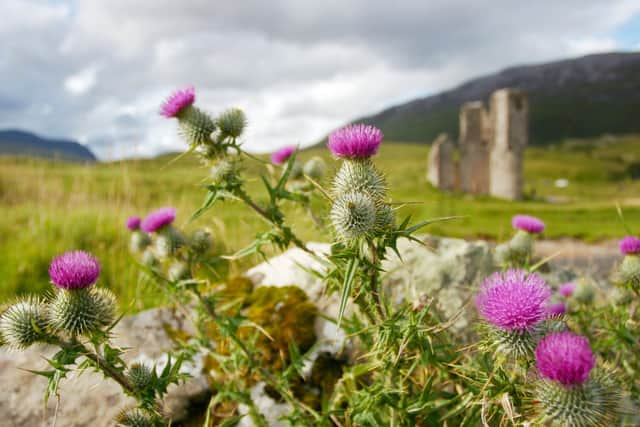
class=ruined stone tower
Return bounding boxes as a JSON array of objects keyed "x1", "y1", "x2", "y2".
[
  {"x1": 489, "y1": 89, "x2": 528, "y2": 200},
  {"x1": 427, "y1": 133, "x2": 456, "y2": 191},
  {"x1": 459, "y1": 102, "x2": 491, "y2": 195}
]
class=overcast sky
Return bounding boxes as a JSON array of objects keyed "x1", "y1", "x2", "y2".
[{"x1": 1, "y1": 0, "x2": 639, "y2": 160}]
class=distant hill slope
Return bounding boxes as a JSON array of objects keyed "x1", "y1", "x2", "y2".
[
  {"x1": 350, "y1": 52, "x2": 640, "y2": 145},
  {"x1": 0, "y1": 130, "x2": 96, "y2": 162}
]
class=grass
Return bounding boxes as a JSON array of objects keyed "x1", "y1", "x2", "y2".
[{"x1": 2, "y1": 134, "x2": 640, "y2": 308}]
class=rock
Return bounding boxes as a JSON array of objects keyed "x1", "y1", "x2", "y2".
[{"x1": 0, "y1": 308, "x2": 209, "y2": 427}]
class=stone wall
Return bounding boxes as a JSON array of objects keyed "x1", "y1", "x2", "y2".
[
  {"x1": 489, "y1": 89, "x2": 528, "y2": 200},
  {"x1": 459, "y1": 102, "x2": 490, "y2": 195},
  {"x1": 427, "y1": 133, "x2": 456, "y2": 191}
]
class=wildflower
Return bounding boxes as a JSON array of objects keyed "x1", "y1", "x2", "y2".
[
  {"x1": 160, "y1": 86, "x2": 195, "y2": 118},
  {"x1": 476, "y1": 270, "x2": 551, "y2": 331},
  {"x1": 618, "y1": 235, "x2": 640, "y2": 255},
  {"x1": 546, "y1": 302, "x2": 566, "y2": 317},
  {"x1": 271, "y1": 145, "x2": 297, "y2": 165},
  {"x1": 303, "y1": 156, "x2": 326, "y2": 180},
  {"x1": 534, "y1": 332, "x2": 620, "y2": 426},
  {"x1": 535, "y1": 331, "x2": 594, "y2": 386},
  {"x1": 217, "y1": 107, "x2": 247, "y2": 139},
  {"x1": 161, "y1": 87, "x2": 216, "y2": 147},
  {"x1": 49, "y1": 250, "x2": 101, "y2": 290},
  {"x1": 141, "y1": 207, "x2": 176, "y2": 233},
  {"x1": 0, "y1": 297, "x2": 49, "y2": 349},
  {"x1": 558, "y1": 282, "x2": 575, "y2": 298},
  {"x1": 126, "y1": 216, "x2": 141, "y2": 231},
  {"x1": 328, "y1": 124, "x2": 383, "y2": 159},
  {"x1": 512, "y1": 214, "x2": 545, "y2": 234}
]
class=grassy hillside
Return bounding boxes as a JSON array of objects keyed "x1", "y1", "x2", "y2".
[{"x1": 2, "y1": 134, "x2": 640, "y2": 308}]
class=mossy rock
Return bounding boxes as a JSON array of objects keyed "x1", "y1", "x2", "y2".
[{"x1": 240, "y1": 285, "x2": 317, "y2": 371}]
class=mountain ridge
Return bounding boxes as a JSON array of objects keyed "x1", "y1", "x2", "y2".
[
  {"x1": 347, "y1": 51, "x2": 640, "y2": 145},
  {"x1": 0, "y1": 129, "x2": 96, "y2": 162}
]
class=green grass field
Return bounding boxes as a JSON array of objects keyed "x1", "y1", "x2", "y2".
[{"x1": 2, "y1": 134, "x2": 640, "y2": 308}]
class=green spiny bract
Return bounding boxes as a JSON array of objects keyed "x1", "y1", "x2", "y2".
[
  {"x1": 0, "y1": 297, "x2": 49, "y2": 349},
  {"x1": 534, "y1": 368, "x2": 621, "y2": 427},
  {"x1": 114, "y1": 407, "x2": 157, "y2": 427},
  {"x1": 480, "y1": 323, "x2": 542, "y2": 360},
  {"x1": 330, "y1": 191, "x2": 378, "y2": 242},
  {"x1": 509, "y1": 230, "x2": 534, "y2": 259},
  {"x1": 332, "y1": 159, "x2": 387, "y2": 202},
  {"x1": 374, "y1": 203, "x2": 396, "y2": 235},
  {"x1": 572, "y1": 280, "x2": 595, "y2": 305},
  {"x1": 494, "y1": 231, "x2": 533, "y2": 267},
  {"x1": 217, "y1": 107, "x2": 247, "y2": 139},
  {"x1": 176, "y1": 105, "x2": 216, "y2": 147},
  {"x1": 210, "y1": 158, "x2": 240, "y2": 187},
  {"x1": 48, "y1": 287, "x2": 116, "y2": 336},
  {"x1": 152, "y1": 226, "x2": 185, "y2": 260},
  {"x1": 127, "y1": 363, "x2": 154, "y2": 391},
  {"x1": 615, "y1": 254, "x2": 640, "y2": 292},
  {"x1": 141, "y1": 248, "x2": 158, "y2": 267},
  {"x1": 303, "y1": 156, "x2": 326, "y2": 180},
  {"x1": 129, "y1": 231, "x2": 151, "y2": 253}
]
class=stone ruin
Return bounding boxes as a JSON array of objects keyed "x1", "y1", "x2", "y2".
[{"x1": 427, "y1": 88, "x2": 528, "y2": 200}]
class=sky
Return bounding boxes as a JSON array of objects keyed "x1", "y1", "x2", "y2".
[{"x1": 1, "y1": 1, "x2": 639, "y2": 160}]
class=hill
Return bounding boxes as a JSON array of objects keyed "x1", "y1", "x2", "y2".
[
  {"x1": 351, "y1": 52, "x2": 640, "y2": 145},
  {"x1": 0, "y1": 129, "x2": 96, "y2": 162}
]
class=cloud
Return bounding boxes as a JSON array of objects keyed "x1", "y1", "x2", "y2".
[{"x1": 0, "y1": 0, "x2": 639, "y2": 159}]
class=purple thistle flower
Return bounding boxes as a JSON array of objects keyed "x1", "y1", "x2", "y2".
[
  {"x1": 141, "y1": 207, "x2": 176, "y2": 233},
  {"x1": 619, "y1": 235, "x2": 640, "y2": 255},
  {"x1": 327, "y1": 124, "x2": 383, "y2": 159},
  {"x1": 49, "y1": 250, "x2": 101, "y2": 290},
  {"x1": 160, "y1": 86, "x2": 195, "y2": 118},
  {"x1": 535, "y1": 331, "x2": 595, "y2": 386},
  {"x1": 546, "y1": 302, "x2": 566, "y2": 317},
  {"x1": 271, "y1": 145, "x2": 297, "y2": 165},
  {"x1": 127, "y1": 216, "x2": 141, "y2": 231},
  {"x1": 512, "y1": 215, "x2": 545, "y2": 234},
  {"x1": 476, "y1": 269, "x2": 551, "y2": 331},
  {"x1": 558, "y1": 282, "x2": 575, "y2": 298}
]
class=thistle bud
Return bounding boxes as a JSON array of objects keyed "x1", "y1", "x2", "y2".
[
  {"x1": 217, "y1": 107, "x2": 247, "y2": 139},
  {"x1": 374, "y1": 203, "x2": 396, "y2": 235},
  {"x1": 0, "y1": 297, "x2": 49, "y2": 349},
  {"x1": 330, "y1": 191, "x2": 377, "y2": 242},
  {"x1": 509, "y1": 230, "x2": 534, "y2": 259},
  {"x1": 303, "y1": 157, "x2": 326, "y2": 180},
  {"x1": 288, "y1": 161, "x2": 304, "y2": 180},
  {"x1": 129, "y1": 231, "x2": 151, "y2": 253},
  {"x1": 127, "y1": 363, "x2": 154, "y2": 391},
  {"x1": 615, "y1": 253, "x2": 640, "y2": 292},
  {"x1": 573, "y1": 280, "x2": 595, "y2": 305},
  {"x1": 160, "y1": 87, "x2": 215, "y2": 147},
  {"x1": 332, "y1": 159, "x2": 386, "y2": 202},
  {"x1": 168, "y1": 261, "x2": 190, "y2": 282},
  {"x1": 141, "y1": 249, "x2": 158, "y2": 267},
  {"x1": 191, "y1": 229, "x2": 213, "y2": 254},
  {"x1": 153, "y1": 226, "x2": 185, "y2": 260},
  {"x1": 115, "y1": 407, "x2": 156, "y2": 427},
  {"x1": 49, "y1": 287, "x2": 116, "y2": 336}
]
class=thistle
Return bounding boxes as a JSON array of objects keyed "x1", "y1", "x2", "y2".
[
  {"x1": 330, "y1": 191, "x2": 377, "y2": 242},
  {"x1": 0, "y1": 297, "x2": 49, "y2": 349},
  {"x1": 160, "y1": 86, "x2": 216, "y2": 147},
  {"x1": 210, "y1": 158, "x2": 240, "y2": 187},
  {"x1": 303, "y1": 156, "x2": 326, "y2": 180},
  {"x1": 533, "y1": 332, "x2": 620, "y2": 426},
  {"x1": 476, "y1": 269, "x2": 551, "y2": 358},
  {"x1": 114, "y1": 407, "x2": 157, "y2": 427},
  {"x1": 127, "y1": 363, "x2": 154, "y2": 391},
  {"x1": 614, "y1": 236, "x2": 640, "y2": 292},
  {"x1": 558, "y1": 282, "x2": 575, "y2": 298},
  {"x1": 271, "y1": 145, "x2": 297, "y2": 166},
  {"x1": 168, "y1": 261, "x2": 190, "y2": 282},
  {"x1": 141, "y1": 207, "x2": 183, "y2": 259},
  {"x1": 190, "y1": 229, "x2": 213, "y2": 255},
  {"x1": 217, "y1": 107, "x2": 247, "y2": 139},
  {"x1": 327, "y1": 124, "x2": 383, "y2": 160}
]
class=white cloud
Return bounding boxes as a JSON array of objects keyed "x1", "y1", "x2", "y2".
[
  {"x1": 64, "y1": 65, "x2": 100, "y2": 95},
  {"x1": 0, "y1": 0, "x2": 639, "y2": 159}
]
